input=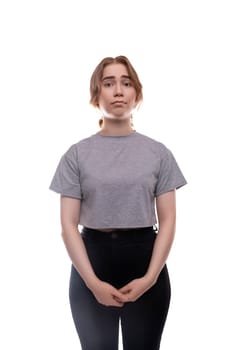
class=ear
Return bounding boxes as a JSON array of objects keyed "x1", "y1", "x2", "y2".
[{"x1": 94, "y1": 95, "x2": 99, "y2": 106}]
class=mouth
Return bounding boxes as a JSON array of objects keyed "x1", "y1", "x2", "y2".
[{"x1": 111, "y1": 101, "x2": 127, "y2": 105}]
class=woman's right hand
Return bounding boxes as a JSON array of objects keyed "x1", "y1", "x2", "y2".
[{"x1": 90, "y1": 280, "x2": 128, "y2": 307}]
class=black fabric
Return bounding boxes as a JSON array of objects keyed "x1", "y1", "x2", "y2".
[{"x1": 69, "y1": 226, "x2": 171, "y2": 350}]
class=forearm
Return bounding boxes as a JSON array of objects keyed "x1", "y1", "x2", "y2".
[
  {"x1": 118, "y1": 221, "x2": 176, "y2": 302},
  {"x1": 59, "y1": 197, "x2": 127, "y2": 306},
  {"x1": 145, "y1": 221, "x2": 175, "y2": 286},
  {"x1": 61, "y1": 227, "x2": 99, "y2": 289}
]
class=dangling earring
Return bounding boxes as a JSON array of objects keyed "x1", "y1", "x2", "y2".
[{"x1": 99, "y1": 117, "x2": 104, "y2": 128}]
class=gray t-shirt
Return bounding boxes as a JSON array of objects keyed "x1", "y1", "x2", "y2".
[{"x1": 49, "y1": 132, "x2": 187, "y2": 228}]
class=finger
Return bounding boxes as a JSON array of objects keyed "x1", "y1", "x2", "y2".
[
  {"x1": 113, "y1": 295, "x2": 126, "y2": 304},
  {"x1": 114, "y1": 293, "x2": 128, "y2": 303},
  {"x1": 119, "y1": 285, "x2": 131, "y2": 294},
  {"x1": 111, "y1": 298, "x2": 125, "y2": 307},
  {"x1": 112, "y1": 289, "x2": 128, "y2": 302}
]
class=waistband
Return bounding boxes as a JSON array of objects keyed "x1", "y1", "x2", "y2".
[{"x1": 82, "y1": 226, "x2": 157, "y2": 240}]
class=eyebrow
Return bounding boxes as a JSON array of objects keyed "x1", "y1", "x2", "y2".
[{"x1": 102, "y1": 75, "x2": 131, "y2": 81}]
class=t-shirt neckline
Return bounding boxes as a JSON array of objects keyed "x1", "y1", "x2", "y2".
[{"x1": 94, "y1": 131, "x2": 138, "y2": 138}]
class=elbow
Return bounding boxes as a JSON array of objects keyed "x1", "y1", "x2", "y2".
[
  {"x1": 61, "y1": 227, "x2": 71, "y2": 241},
  {"x1": 61, "y1": 230, "x2": 67, "y2": 244},
  {"x1": 158, "y1": 217, "x2": 176, "y2": 237},
  {"x1": 61, "y1": 225, "x2": 79, "y2": 242},
  {"x1": 159, "y1": 218, "x2": 175, "y2": 229}
]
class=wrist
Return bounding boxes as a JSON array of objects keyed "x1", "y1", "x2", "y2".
[
  {"x1": 85, "y1": 275, "x2": 100, "y2": 291},
  {"x1": 143, "y1": 272, "x2": 157, "y2": 288},
  {"x1": 82, "y1": 271, "x2": 100, "y2": 290}
]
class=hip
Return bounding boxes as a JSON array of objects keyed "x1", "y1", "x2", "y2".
[{"x1": 81, "y1": 226, "x2": 158, "y2": 288}]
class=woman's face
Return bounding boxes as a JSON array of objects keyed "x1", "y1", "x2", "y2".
[{"x1": 97, "y1": 63, "x2": 137, "y2": 120}]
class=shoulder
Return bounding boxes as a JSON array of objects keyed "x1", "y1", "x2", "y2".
[
  {"x1": 64, "y1": 135, "x2": 94, "y2": 156},
  {"x1": 135, "y1": 132, "x2": 169, "y2": 154}
]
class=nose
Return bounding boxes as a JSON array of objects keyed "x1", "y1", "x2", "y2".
[{"x1": 114, "y1": 82, "x2": 123, "y2": 96}]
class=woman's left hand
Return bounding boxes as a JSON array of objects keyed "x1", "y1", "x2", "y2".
[{"x1": 118, "y1": 277, "x2": 153, "y2": 302}]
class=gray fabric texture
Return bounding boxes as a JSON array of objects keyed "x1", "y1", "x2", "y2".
[{"x1": 49, "y1": 132, "x2": 187, "y2": 228}]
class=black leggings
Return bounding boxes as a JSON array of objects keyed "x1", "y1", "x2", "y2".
[{"x1": 69, "y1": 227, "x2": 171, "y2": 350}]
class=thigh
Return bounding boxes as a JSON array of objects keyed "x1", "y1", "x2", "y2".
[
  {"x1": 121, "y1": 265, "x2": 171, "y2": 350},
  {"x1": 69, "y1": 265, "x2": 120, "y2": 350}
]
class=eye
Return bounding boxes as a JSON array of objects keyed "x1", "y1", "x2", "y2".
[
  {"x1": 103, "y1": 81, "x2": 114, "y2": 87},
  {"x1": 122, "y1": 80, "x2": 133, "y2": 87}
]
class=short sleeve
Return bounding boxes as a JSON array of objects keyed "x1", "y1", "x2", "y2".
[
  {"x1": 49, "y1": 145, "x2": 82, "y2": 199},
  {"x1": 154, "y1": 146, "x2": 187, "y2": 197}
]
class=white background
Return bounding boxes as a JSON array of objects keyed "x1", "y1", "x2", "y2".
[{"x1": 1, "y1": 0, "x2": 232, "y2": 349}]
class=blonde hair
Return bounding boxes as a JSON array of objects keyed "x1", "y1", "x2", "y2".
[{"x1": 89, "y1": 56, "x2": 143, "y2": 128}]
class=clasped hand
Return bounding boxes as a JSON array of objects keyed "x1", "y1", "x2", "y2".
[{"x1": 91, "y1": 277, "x2": 152, "y2": 307}]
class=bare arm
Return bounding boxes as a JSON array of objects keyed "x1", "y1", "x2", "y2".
[
  {"x1": 145, "y1": 190, "x2": 176, "y2": 285},
  {"x1": 60, "y1": 196, "x2": 127, "y2": 306},
  {"x1": 60, "y1": 196, "x2": 98, "y2": 288},
  {"x1": 119, "y1": 190, "x2": 176, "y2": 301}
]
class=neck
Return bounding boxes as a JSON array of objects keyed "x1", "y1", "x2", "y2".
[{"x1": 98, "y1": 118, "x2": 135, "y2": 136}]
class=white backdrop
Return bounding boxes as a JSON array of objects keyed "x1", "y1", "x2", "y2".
[{"x1": 1, "y1": 0, "x2": 232, "y2": 349}]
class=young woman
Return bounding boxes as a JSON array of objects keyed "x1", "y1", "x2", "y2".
[{"x1": 49, "y1": 56, "x2": 187, "y2": 350}]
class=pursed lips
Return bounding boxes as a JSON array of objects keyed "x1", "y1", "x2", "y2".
[{"x1": 111, "y1": 101, "x2": 127, "y2": 105}]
